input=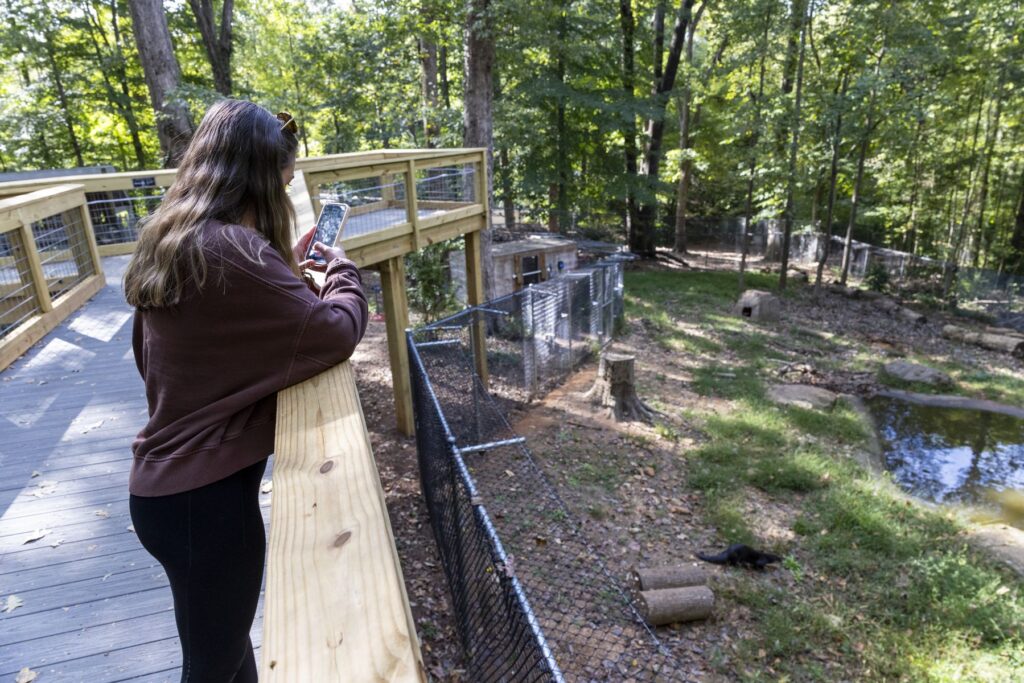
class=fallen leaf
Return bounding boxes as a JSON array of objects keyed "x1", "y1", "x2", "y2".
[
  {"x1": 30, "y1": 471, "x2": 41, "y2": 478},
  {"x1": 80, "y1": 418, "x2": 105, "y2": 434},
  {"x1": 126, "y1": 525, "x2": 135, "y2": 533},
  {"x1": 15, "y1": 667, "x2": 38, "y2": 683},
  {"x1": 22, "y1": 529, "x2": 50, "y2": 544},
  {"x1": 49, "y1": 539, "x2": 64, "y2": 549},
  {"x1": 94, "y1": 509, "x2": 110, "y2": 518},
  {"x1": 260, "y1": 479, "x2": 273, "y2": 494},
  {"x1": 3, "y1": 595, "x2": 24, "y2": 613}
]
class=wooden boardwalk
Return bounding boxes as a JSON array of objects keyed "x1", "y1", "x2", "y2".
[{"x1": 0, "y1": 256, "x2": 272, "y2": 682}]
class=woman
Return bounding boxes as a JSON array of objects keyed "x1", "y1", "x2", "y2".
[{"x1": 123, "y1": 99, "x2": 368, "y2": 682}]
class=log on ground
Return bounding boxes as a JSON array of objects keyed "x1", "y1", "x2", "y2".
[
  {"x1": 632, "y1": 564, "x2": 708, "y2": 591},
  {"x1": 639, "y1": 586, "x2": 715, "y2": 626},
  {"x1": 942, "y1": 324, "x2": 1024, "y2": 358}
]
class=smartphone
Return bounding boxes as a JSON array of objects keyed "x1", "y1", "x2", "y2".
[{"x1": 306, "y1": 202, "x2": 350, "y2": 263}]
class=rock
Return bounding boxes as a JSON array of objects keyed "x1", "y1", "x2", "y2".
[
  {"x1": 767, "y1": 384, "x2": 838, "y2": 411},
  {"x1": 788, "y1": 269, "x2": 809, "y2": 283},
  {"x1": 733, "y1": 290, "x2": 781, "y2": 322},
  {"x1": 880, "y1": 360, "x2": 953, "y2": 387}
]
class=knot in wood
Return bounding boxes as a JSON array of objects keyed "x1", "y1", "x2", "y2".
[
  {"x1": 333, "y1": 530, "x2": 352, "y2": 548},
  {"x1": 319, "y1": 460, "x2": 335, "y2": 474}
]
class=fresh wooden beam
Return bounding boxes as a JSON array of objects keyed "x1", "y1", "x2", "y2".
[
  {"x1": 464, "y1": 228, "x2": 489, "y2": 385},
  {"x1": 379, "y1": 256, "x2": 415, "y2": 435},
  {"x1": 262, "y1": 361, "x2": 424, "y2": 682}
]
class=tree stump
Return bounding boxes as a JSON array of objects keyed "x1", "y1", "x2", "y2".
[
  {"x1": 639, "y1": 586, "x2": 715, "y2": 625},
  {"x1": 584, "y1": 352, "x2": 659, "y2": 423}
]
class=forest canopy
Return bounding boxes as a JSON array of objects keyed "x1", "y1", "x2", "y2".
[{"x1": 1, "y1": 0, "x2": 1022, "y2": 273}]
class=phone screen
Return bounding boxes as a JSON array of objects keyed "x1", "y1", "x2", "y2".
[{"x1": 307, "y1": 203, "x2": 349, "y2": 262}]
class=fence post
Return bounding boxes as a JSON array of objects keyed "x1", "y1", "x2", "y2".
[
  {"x1": 20, "y1": 223, "x2": 52, "y2": 314},
  {"x1": 380, "y1": 256, "x2": 415, "y2": 436},
  {"x1": 464, "y1": 229, "x2": 489, "y2": 386},
  {"x1": 406, "y1": 160, "x2": 420, "y2": 251}
]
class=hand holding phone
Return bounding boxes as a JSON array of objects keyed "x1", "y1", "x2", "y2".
[{"x1": 305, "y1": 202, "x2": 349, "y2": 265}]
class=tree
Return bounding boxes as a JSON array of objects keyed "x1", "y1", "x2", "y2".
[
  {"x1": 128, "y1": 0, "x2": 193, "y2": 165},
  {"x1": 187, "y1": 0, "x2": 234, "y2": 95}
]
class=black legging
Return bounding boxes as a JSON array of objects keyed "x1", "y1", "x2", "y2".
[{"x1": 130, "y1": 458, "x2": 268, "y2": 683}]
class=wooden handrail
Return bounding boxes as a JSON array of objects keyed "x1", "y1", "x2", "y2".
[{"x1": 262, "y1": 361, "x2": 425, "y2": 682}]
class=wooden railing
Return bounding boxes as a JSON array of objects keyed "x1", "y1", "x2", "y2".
[
  {"x1": 0, "y1": 184, "x2": 105, "y2": 371},
  {"x1": 264, "y1": 361, "x2": 425, "y2": 682},
  {"x1": 0, "y1": 149, "x2": 491, "y2": 432}
]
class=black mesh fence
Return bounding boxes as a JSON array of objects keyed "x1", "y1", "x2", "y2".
[{"x1": 408, "y1": 257, "x2": 692, "y2": 682}]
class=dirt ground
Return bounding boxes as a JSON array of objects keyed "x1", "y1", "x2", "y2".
[{"x1": 353, "y1": 251, "x2": 1024, "y2": 681}]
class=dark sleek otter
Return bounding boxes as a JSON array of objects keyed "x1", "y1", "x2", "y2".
[{"x1": 696, "y1": 544, "x2": 782, "y2": 569}]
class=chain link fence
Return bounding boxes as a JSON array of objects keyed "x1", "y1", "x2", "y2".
[
  {"x1": 408, "y1": 256, "x2": 692, "y2": 682},
  {"x1": 682, "y1": 218, "x2": 1023, "y2": 324}
]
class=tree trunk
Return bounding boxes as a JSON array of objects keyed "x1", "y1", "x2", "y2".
[
  {"x1": 633, "y1": 0, "x2": 697, "y2": 257},
  {"x1": 418, "y1": 36, "x2": 440, "y2": 146},
  {"x1": 971, "y1": 90, "x2": 1003, "y2": 268},
  {"x1": 672, "y1": 3, "x2": 705, "y2": 254},
  {"x1": 43, "y1": 37, "x2": 85, "y2": 167},
  {"x1": 839, "y1": 134, "x2": 868, "y2": 285},
  {"x1": 552, "y1": 2, "x2": 570, "y2": 233},
  {"x1": 187, "y1": 0, "x2": 234, "y2": 95},
  {"x1": 619, "y1": 0, "x2": 640, "y2": 246},
  {"x1": 129, "y1": 0, "x2": 194, "y2": 166},
  {"x1": 463, "y1": 0, "x2": 496, "y2": 299},
  {"x1": 813, "y1": 74, "x2": 848, "y2": 287},
  {"x1": 778, "y1": 1, "x2": 810, "y2": 290},
  {"x1": 499, "y1": 146, "x2": 515, "y2": 231},
  {"x1": 439, "y1": 44, "x2": 451, "y2": 109},
  {"x1": 738, "y1": 4, "x2": 773, "y2": 290},
  {"x1": 1009, "y1": 167, "x2": 1024, "y2": 274},
  {"x1": 84, "y1": 1, "x2": 147, "y2": 168}
]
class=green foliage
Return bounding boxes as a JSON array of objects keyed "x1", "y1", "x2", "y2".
[
  {"x1": 863, "y1": 260, "x2": 891, "y2": 292},
  {"x1": 405, "y1": 241, "x2": 457, "y2": 323}
]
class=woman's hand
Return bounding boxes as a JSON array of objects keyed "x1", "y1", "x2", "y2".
[
  {"x1": 293, "y1": 225, "x2": 316, "y2": 265},
  {"x1": 294, "y1": 225, "x2": 347, "y2": 271}
]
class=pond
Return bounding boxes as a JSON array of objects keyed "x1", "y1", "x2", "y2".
[{"x1": 867, "y1": 396, "x2": 1024, "y2": 508}]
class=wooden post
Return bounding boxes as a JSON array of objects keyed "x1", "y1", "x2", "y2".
[
  {"x1": 380, "y1": 256, "x2": 415, "y2": 435},
  {"x1": 405, "y1": 160, "x2": 420, "y2": 251},
  {"x1": 305, "y1": 173, "x2": 321, "y2": 219},
  {"x1": 20, "y1": 224, "x2": 52, "y2": 313},
  {"x1": 464, "y1": 228, "x2": 489, "y2": 386},
  {"x1": 263, "y1": 361, "x2": 425, "y2": 681},
  {"x1": 77, "y1": 196, "x2": 104, "y2": 280}
]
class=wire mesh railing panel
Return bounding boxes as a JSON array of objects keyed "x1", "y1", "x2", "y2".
[
  {"x1": 409, "y1": 255, "x2": 693, "y2": 681},
  {"x1": 319, "y1": 174, "x2": 410, "y2": 239},
  {"x1": 415, "y1": 165, "x2": 476, "y2": 204},
  {"x1": 86, "y1": 189, "x2": 164, "y2": 245},
  {"x1": 30, "y1": 208, "x2": 95, "y2": 300},
  {"x1": 0, "y1": 229, "x2": 42, "y2": 338}
]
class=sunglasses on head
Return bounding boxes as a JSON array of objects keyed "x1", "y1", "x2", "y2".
[{"x1": 276, "y1": 111, "x2": 298, "y2": 135}]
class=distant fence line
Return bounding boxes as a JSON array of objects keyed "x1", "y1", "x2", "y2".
[
  {"x1": 407, "y1": 256, "x2": 688, "y2": 681},
  {"x1": 682, "y1": 217, "x2": 1022, "y2": 313}
]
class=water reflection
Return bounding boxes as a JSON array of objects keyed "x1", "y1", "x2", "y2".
[{"x1": 867, "y1": 396, "x2": 1024, "y2": 508}]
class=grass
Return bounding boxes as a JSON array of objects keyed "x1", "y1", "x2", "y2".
[{"x1": 621, "y1": 268, "x2": 1024, "y2": 681}]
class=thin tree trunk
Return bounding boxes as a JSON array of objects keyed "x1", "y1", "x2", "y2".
[
  {"x1": 672, "y1": 2, "x2": 705, "y2": 254},
  {"x1": 553, "y1": 2, "x2": 570, "y2": 233},
  {"x1": 839, "y1": 134, "x2": 869, "y2": 285},
  {"x1": 778, "y1": 0, "x2": 810, "y2": 290},
  {"x1": 129, "y1": 0, "x2": 194, "y2": 165},
  {"x1": 464, "y1": 0, "x2": 496, "y2": 298},
  {"x1": 944, "y1": 93, "x2": 987, "y2": 295},
  {"x1": 43, "y1": 37, "x2": 85, "y2": 167},
  {"x1": 85, "y1": 1, "x2": 146, "y2": 167},
  {"x1": 1009, "y1": 167, "x2": 1024, "y2": 274},
  {"x1": 499, "y1": 146, "x2": 515, "y2": 231},
  {"x1": 187, "y1": 0, "x2": 234, "y2": 95},
  {"x1": 439, "y1": 45, "x2": 451, "y2": 109},
  {"x1": 814, "y1": 72, "x2": 848, "y2": 287},
  {"x1": 418, "y1": 37, "x2": 440, "y2": 146},
  {"x1": 634, "y1": 0, "x2": 698, "y2": 257},
  {"x1": 738, "y1": 4, "x2": 773, "y2": 290},
  {"x1": 620, "y1": 0, "x2": 640, "y2": 245},
  {"x1": 971, "y1": 90, "x2": 1003, "y2": 268}
]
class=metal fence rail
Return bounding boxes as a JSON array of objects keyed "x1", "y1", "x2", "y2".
[{"x1": 408, "y1": 257, "x2": 690, "y2": 681}]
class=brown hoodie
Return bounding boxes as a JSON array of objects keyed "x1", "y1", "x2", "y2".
[{"x1": 129, "y1": 220, "x2": 368, "y2": 496}]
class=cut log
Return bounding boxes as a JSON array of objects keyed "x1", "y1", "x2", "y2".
[
  {"x1": 984, "y1": 326, "x2": 1024, "y2": 340},
  {"x1": 639, "y1": 586, "x2": 715, "y2": 626},
  {"x1": 942, "y1": 325, "x2": 1024, "y2": 358},
  {"x1": 584, "y1": 352, "x2": 661, "y2": 422},
  {"x1": 631, "y1": 564, "x2": 708, "y2": 591},
  {"x1": 827, "y1": 284, "x2": 860, "y2": 299},
  {"x1": 875, "y1": 297, "x2": 900, "y2": 314}
]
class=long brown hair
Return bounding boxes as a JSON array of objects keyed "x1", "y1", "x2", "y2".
[{"x1": 125, "y1": 99, "x2": 299, "y2": 309}]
